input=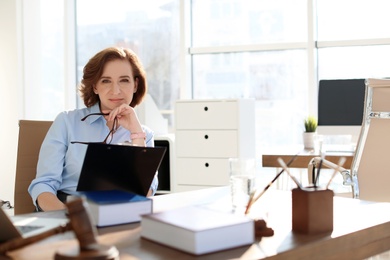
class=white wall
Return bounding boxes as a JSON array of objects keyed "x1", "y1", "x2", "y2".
[{"x1": 0, "y1": 0, "x2": 23, "y2": 205}]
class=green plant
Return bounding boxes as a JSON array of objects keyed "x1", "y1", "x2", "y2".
[{"x1": 304, "y1": 116, "x2": 317, "y2": 132}]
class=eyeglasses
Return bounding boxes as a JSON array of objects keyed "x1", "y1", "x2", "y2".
[{"x1": 71, "y1": 113, "x2": 118, "y2": 145}]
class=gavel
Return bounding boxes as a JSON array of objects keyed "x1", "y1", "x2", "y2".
[{"x1": 0, "y1": 197, "x2": 119, "y2": 260}]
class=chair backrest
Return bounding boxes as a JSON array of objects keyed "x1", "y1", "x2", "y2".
[
  {"x1": 350, "y1": 78, "x2": 390, "y2": 202},
  {"x1": 14, "y1": 120, "x2": 52, "y2": 215}
]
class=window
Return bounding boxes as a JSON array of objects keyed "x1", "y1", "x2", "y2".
[
  {"x1": 73, "y1": 0, "x2": 390, "y2": 151},
  {"x1": 192, "y1": 0, "x2": 307, "y2": 46},
  {"x1": 317, "y1": 0, "x2": 390, "y2": 80},
  {"x1": 317, "y1": 0, "x2": 390, "y2": 41},
  {"x1": 318, "y1": 46, "x2": 390, "y2": 79},
  {"x1": 190, "y1": 0, "x2": 309, "y2": 150},
  {"x1": 76, "y1": 0, "x2": 180, "y2": 125},
  {"x1": 22, "y1": 0, "x2": 72, "y2": 119}
]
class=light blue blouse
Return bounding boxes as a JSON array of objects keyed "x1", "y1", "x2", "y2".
[{"x1": 28, "y1": 103, "x2": 157, "y2": 206}]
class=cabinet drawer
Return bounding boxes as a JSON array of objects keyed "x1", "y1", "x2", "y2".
[
  {"x1": 175, "y1": 101, "x2": 239, "y2": 129},
  {"x1": 176, "y1": 130, "x2": 238, "y2": 158},
  {"x1": 176, "y1": 158, "x2": 230, "y2": 186}
]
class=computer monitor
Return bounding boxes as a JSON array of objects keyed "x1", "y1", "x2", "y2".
[{"x1": 317, "y1": 79, "x2": 366, "y2": 144}]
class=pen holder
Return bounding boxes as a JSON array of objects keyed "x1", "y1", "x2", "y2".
[{"x1": 292, "y1": 187, "x2": 334, "y2": 234}]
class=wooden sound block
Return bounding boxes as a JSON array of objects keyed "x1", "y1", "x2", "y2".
[{"x1": 54, "y1": 244, "x2": 119, "y2": 260}]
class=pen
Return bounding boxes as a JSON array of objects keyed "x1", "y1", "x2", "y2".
[
  {"x1": 245, "y1": 153, "x2": 299, "y2": 215},
  {"x1": 314, "y1": 152, "x2": 325, "y2": 187},
  {"x1": 314, "y1": 158, "x2": 323, "y2": 187}
]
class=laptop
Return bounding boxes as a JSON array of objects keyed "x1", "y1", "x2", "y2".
[
  {"x1": 77, "y1": 143, "x2": 166, "y2": 196},
  {"x1": 0, "y1": 207, "x2": 68, "y2": 243}
]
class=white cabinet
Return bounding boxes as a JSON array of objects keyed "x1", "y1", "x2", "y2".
[{"x1": 174, "y1": 99, "x2": 255, "y2": 192}]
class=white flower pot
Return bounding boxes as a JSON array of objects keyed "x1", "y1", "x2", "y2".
[{"x1": 303, "y1": 132, "x2": 316, "y2": 149}]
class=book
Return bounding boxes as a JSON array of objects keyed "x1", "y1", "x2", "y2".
[
  {"x1": 82, "y1": 190, "x2": 152, "y2": 227},
  {"x1": 140, "y1": 205, "x2": 254, "y2": 255}
]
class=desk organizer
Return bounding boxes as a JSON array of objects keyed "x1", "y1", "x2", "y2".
[{"x1": 292, "y1": 187, "x2": 334, "y2": 234}]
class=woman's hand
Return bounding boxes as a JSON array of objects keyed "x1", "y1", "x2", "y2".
[
  {"x1": 103, "y1": 104, "x2": 141, "y2": 132},
  {"x1": 36, "y1": 192, "x2": 66, "y2": 211},
  {"x1": 103, "y1": 104, "x2": 145, "y2": 146}
]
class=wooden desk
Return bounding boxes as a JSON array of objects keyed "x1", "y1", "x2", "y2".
[
  {"x1": 5, "y1": 187, "x2": 390, "y2": 260},
  {"x1": 262, "y1": 146, "x2": 354, "y2": 169}
]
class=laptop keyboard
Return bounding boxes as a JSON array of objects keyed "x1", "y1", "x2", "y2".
[{"x1": 16, "y1": 225, "x2": 43, "y2": 234}]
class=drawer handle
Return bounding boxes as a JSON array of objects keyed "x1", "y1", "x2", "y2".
[
  {"x1": 204, "y1": 106, "x2": 208, "y2": 111},
  {"x1": 205, "y1": 162, "x2": 209, "y2": 167},
  {"x1": 204, "y1": 135, "x2": 209, "y2": 139}
]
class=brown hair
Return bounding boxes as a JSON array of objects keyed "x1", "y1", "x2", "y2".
[{"x1": 79, "y1": 47, "x2": 147, "y2": 108}]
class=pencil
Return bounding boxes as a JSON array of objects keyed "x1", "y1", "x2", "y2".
[
  {"x1": 244, "y1": 153, "x2": 299, "y2": 215},
  {"x1": 325, "y1": 157, "x2": 346, "y2": 190},
  {"x1": 277, "y1": 158, "x2": 302, "y2": 189}
]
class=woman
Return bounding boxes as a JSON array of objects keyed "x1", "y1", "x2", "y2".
[{"x1": 28, "y1": 47, "x2": 157, "y2": 211}]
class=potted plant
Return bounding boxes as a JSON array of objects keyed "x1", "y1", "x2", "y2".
[
  {"x1": 304, "y1": 116, "x2": 317, "y2": 133},
  {"x1": 303, "y1": 116, "x2": 317, "y2": 149}
]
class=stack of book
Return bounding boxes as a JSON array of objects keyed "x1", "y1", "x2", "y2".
[
  {"x1": 141, "y1": 205, "x2": 254, "y2": 255},
  {"x1": 82, "y1": 190, "x2": 152, "y2": 227}
]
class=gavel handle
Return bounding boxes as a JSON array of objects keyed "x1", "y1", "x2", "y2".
[{"x1": 0, "y1": 222, "x2": 72, "y2": 254}]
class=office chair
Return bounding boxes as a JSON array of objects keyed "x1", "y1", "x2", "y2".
[
  {"x1": 14, "y1": 120, "x2": 52, "y2": 215},
  {"x1": 348, "y1": 78, "x2": 390, "y2": 202},
  {"x1": 308, "y1": 78, "x2": 390, "y2": 202}
]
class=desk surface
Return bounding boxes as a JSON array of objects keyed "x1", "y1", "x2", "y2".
[
  {"x1": 262, "y1": 146, "x2": 354, "y2": 169},
  {"x1": 5, "y1": 187, "x2": 390, "y2": 260}
]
